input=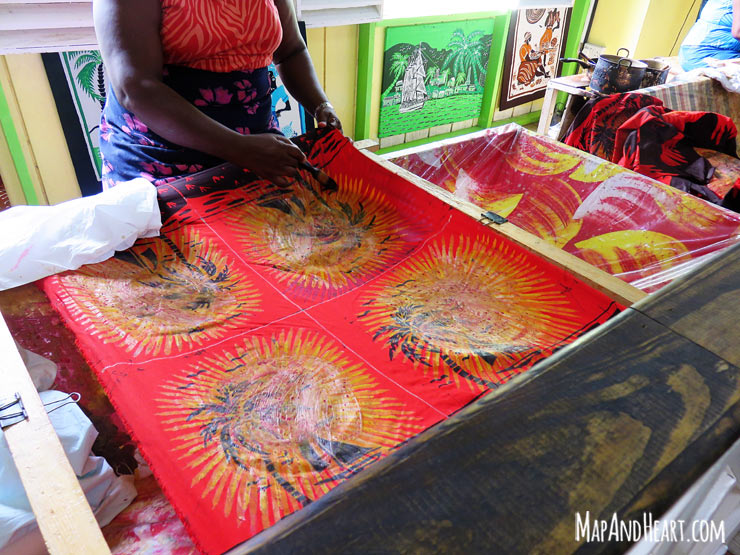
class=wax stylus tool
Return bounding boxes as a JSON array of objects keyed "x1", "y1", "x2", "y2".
[{"x1": 299, "y1": 161, "x2": 339, "y2": 192}]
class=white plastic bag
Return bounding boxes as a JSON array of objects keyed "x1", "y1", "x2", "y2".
[
  {"x1": 14, "y1": 342, "x2": 58, "y2": 392},
  {"x1": 0, "y1": 178, "x2": 161, "y2": 290}
]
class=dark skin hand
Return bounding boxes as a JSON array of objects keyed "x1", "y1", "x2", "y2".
[{"x1": 93, "y1": 0, "x2": 341, "y2": 186}]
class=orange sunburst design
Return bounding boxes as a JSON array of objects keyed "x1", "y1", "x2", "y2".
[
  {"x1": 359, "y1": 235, "x2": 581, "y2": 389},
  {"x1": 55, "y1": 228, "x2": 261, "y2": 357},
  {"x1": 224, "y1": 173, "x2": 411, "y2": 292},
  {"x1": 156, "y1": 329, "x2": 423, "y2": 526}
]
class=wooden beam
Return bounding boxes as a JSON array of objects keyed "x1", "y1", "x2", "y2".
[
  {"x1": 352, "y1": 138, "x2": 379, "y2": 152},
  {"x1": 364, "y1": 150, "x2": 647, "y2": 307},
  {"x1": 0, "y1": 312, "x2": 110, "y2": 555},
  {"x1": 634, "y1": 244, "x2": 740, "y2": 368},
  {"x1": 0, "y1": 3, "x2": 93, "y2": 31}
]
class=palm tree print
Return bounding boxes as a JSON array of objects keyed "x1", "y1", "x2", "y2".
[
  {"x1": 73, "y1": 50, "x2": 107, "y2": 110},
  {"x1": 54, "y1": 228, "x2": 261, "y2": 357},
  {"x1": 359, "y1": 234, "x2": 588, "y2": 390},
  {"x1": 443, "y1": 29, "x2": 487, "y2": 87},
  {"x1": 225, "y1": 170, "x2": 413, "y2": 297},
  {"x1": 157, "y1": 329, "x2": 423, "y2": 527}
]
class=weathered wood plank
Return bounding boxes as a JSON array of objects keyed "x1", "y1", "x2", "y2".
[
  {"x1": 0, "y1": 312, "x2": 110, "y2": 555},
  {"x1": 364, "y1": 150, "x2": 647, "y2": 307},
  {"x1": 635, "y1": 244, "x2": 740, "y2": 368},
  {"x1": 236, "y1": 301, "x2": 740, "y2": 554},
  {"x1": 352, "y1": 138, "x2": 379, "y2": 152}
]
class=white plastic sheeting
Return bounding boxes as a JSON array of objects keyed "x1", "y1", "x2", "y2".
[{"x1": 0, "y1": 178, "x2": 161, "y2": 291}]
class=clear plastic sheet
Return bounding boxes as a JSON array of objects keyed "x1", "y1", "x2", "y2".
[{"x1": 388, "y1": 124, "x2": 740, "y2": 292}]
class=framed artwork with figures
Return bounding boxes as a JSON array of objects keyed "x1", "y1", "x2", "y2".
[{"x1": 499, "y1": 7, "x2": 572, "y2": 110}]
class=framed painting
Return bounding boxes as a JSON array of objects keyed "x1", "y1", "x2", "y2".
[
  {"x1": 499, "y1": 7, "x2": 572, "y2": 111},
  {"x1": 379, "y1": 19, "x2": 495, "y2": 139},
  {"x1": 42, "y1": 51, "x2": 106, "y2": 197}
]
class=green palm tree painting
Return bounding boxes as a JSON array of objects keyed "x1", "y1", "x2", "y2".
[
  {"x1": 380, "y1": 19, "x2": 494, "y2": 139},
  {"x1": 382, "y1": 52, "x2": 410, "y2": 97},
  {"x1": 58, "y1": 50, "x2": 108, "y2": 181},
  {"x1": 443, "y1": 30, "x2": 487, "y2": 86},
  {"x1": 72, "y1": 50, "x2": 107, "y2": 110}
]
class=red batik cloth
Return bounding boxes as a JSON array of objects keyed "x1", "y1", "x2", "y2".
[
  {"x1": 392, "y1": 124, "x2": 740, "y2": 293},
  {"x1": 564, "y1": 93, "x2": 739, "y2": 206},
  {"x1": 42, "y1": 129, "x2": 620, "y2": 554}
]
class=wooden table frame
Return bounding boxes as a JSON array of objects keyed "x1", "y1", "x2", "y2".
[{"x1": 0, "y1": 313, "x2": 111, "y2": 555}]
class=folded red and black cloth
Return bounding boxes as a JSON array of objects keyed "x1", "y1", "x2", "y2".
[{"x1": 564, "y1": 92, "x2": 740, "y2": 212}]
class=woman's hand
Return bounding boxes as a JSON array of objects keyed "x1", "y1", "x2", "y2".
[
  {"x1": 314, "y1": 101, "x2": 342, "y2": 131},
  {"x1": 230, "y1": 134, "x2": 306, "y2": 186}
]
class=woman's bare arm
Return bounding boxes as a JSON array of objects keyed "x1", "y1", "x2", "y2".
[
  {"x1": 732, "y1": 0, "x2": 740, "y2": 39},
  {"x1": 93, "y1": 0, "x2": 305, "y2": 184},
  {"x1": 273, "y1": 0, "x2": 342, "y2": 130}
]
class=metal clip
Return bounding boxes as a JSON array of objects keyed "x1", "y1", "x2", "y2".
[
  {"x1": 479, "y1": 211, "x2": 508, "y2": 226},
  {"x1": 44, "y1": 392, "x2": 81, "y2": 414},
  {"x1": 0, "y1": 393, "x2": 27, "y2": 429}
]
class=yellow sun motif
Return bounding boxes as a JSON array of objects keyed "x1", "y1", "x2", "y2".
[
  {"x1": 360, "y1": 235, "x2": 582, "y2": 389},
  {"x1": 157, "y1": 329, "x2": 423, "y2": 528},
  {"x1": 225, "y1": 173, "x2": 411, "y2": 293},
  {"x1": 55, "y1": 228, "x2": 261, "y2": 357}
]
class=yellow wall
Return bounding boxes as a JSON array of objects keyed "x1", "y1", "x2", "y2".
[
  {"x1": 588, "y1": 0, "x2": 701, "y2": 59},
  {"x1": 635, "y1": 0, "x2": 702, "y2": 58},
  {"x1": 0, "y1": 54, "x2": 81, "y2": 205},
  {"x1": 307, "y1": 25, "x2": 359, "y2": 137},
  {"x1": 588, "y1": 0, "x2": 650, "y2": 57}
]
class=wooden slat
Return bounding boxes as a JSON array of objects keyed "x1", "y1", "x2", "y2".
[
  {"x1": 0, "y1": 1, "x2": 95, "y2": 54},
  {"x1": 0, "y1": 313, "x2": 110, "y2": 555},
  {"x1": 301, "y1": 5, "x2": 382, "y2": 27},
  {"x1": 235, "y1": 243, "x2": 740, "y2": 555},
  {"x1": 365, "y1": 150, "x2": 647, "y2": 307},
  {"x1": 0, "y1": 27, "x2": 97, "y2": 54},
  {"x1": 1, "y1": 1, "x2": 91, "y2": 4},
  {"x1": 353, "y1": 138, "x2": 379, "y2": 152},
  {"x1": 0, "y1": 3, "x2": 93, "y2": 31}
]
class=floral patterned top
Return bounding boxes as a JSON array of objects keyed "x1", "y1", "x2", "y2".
[{"x1": 160, "y1": 0, "x2": 283, "y2": 72}]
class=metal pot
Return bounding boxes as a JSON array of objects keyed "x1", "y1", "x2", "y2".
[
  {"x1": 639, "y1": 59, "x2": 670, "y2": 88},
  {"x1": 561, "y1": 48, "x2": 647, "y2": 94}
]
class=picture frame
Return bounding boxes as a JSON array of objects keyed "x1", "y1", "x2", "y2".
[
  {"x1": 499, "y1": 7, "x2": 572, "y2": 111},
  {"x1": 378, "y1": 18, "x2": 495, "y2": 139}
]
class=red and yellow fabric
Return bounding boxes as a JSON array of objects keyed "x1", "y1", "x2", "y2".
[
  {"x1": 563, "y1": 93, "x2": 738, "y2": 207},
  {"x1": 160, "y1": 0, "x2": 283, "y2": 72},
  {"x1": 42, "y1": 130, "x2": 619, "y2": 553},
  {"x1": 393, "y1": 124, "x2": 740, "y2": 292}
]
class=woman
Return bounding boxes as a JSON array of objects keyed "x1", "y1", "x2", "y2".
[
  {"x1": 93, "y1": 0, "x2": 341, "y2": 188},
  {"x1": 679, "y1": 0, "x2": 740, "y2": 71}
]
